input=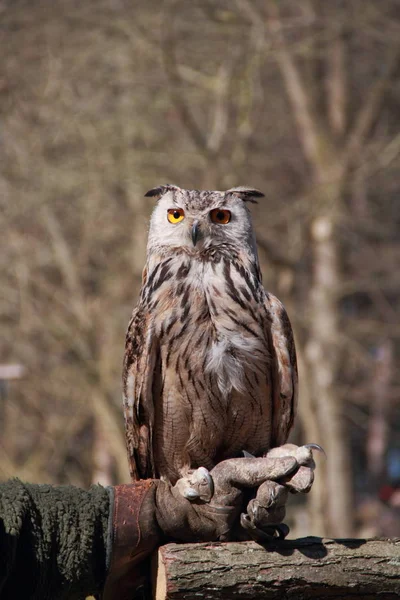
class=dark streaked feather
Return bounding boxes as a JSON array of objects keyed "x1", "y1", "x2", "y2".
[
  {"x1": 265, "y1": 294, "x2": 298, "y2": 447},
  {"x1": 123, "y1": 307, "x2": 159, "y2": 479},
  {"x1": 144, "y1": 184, "x2": 178, "y2": 200},
  {"x1": 226, "y1": 186, "x2": 265, "y2": 203}
]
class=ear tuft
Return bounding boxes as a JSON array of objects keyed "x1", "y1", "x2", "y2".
[
  {"x1": 226, "y1": 186, "x2": 264, "y2": 203},
  {"x1": 144, "y1": 184, "x2": 178, "y2": 200}
]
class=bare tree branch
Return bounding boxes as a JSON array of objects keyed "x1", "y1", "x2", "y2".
[
  {"x1": 342, "y1": 42, "x2": 400, "y2": 172},
  {"x1": 325, "y1": 25, "x2": 347, "y2": 137},
  {"x1": 41, "y1": 205, "x2": 90, "y2": 331},
  {"x1": 265, "y1": 0, "x2": 331, "y2": 179},
  {"x1": 161, "y1": 1, "x2": 209, "y2": 157},
  {"x1": 207, "y1": 58, "x2": 237, "y2": 154}
]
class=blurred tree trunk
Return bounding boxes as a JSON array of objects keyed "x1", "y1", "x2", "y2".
[
  {"x1": 264, "y1": 2, "x2": 351, "y2": 536},
  {"x1": 265, "y1": 2, "x2": 400, "y2": 536},
  {"x1": 305, "y1": 195, "x2": 353, "y2": 536},
  {"x1": 366, "y1": 340, "x2": 394, "y2": 489},
  {"x1": 296, "y1": 353, "x2": 327, "y2": 535}
]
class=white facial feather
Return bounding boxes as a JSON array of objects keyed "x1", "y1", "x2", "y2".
[{"x1": 147, "y1": 188, "x2": 259, "y2": 260}]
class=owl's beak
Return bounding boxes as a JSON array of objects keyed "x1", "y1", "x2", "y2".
[{"x1": 191, "y1": 220, "x2": 200, "y2": 246}]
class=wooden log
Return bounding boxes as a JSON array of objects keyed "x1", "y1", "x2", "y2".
[{"x1": 153, "y1": 537, "x2": 400, "y2": 599}]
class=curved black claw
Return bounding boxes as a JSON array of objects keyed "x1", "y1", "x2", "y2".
[
  {"x1": 240, "y1": 513, "x2": 290, "y2": 543},
  {"x1": 274, "y1": 523, "x2": 290, "y2": 539},
  {"x1": 304, "y1": 443, "x2": 327, "y2": 458}
]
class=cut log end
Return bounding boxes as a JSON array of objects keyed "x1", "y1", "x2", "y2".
[{"x1": 152, "y1": 546, "x2": 167, "y2": 600}]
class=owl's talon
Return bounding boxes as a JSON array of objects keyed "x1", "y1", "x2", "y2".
[
  {"x1": 242, "y1": 450, "x2": 255, "y2": 458},
  {"x1": 240, "y1": 513, "x2": 289, "y2": 542},
  {"x1": 275, "y1": 522, "x2": 290, "y2": 539},
  {"x1": 175, "y1": 467, "x2": 214, "y2": 503},
  {"x1": 304, "y1": 443, "x2": 326, "y2": 457},
  {"x1": 183, "y1": 487, "x2": 200, "y2": 500},
  {"x1": 197, "y1": 466, "x2": 214, "y2": 498}
]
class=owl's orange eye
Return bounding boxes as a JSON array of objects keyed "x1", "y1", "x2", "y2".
[
  {"x1": 167, "y1": 208, "x2": 185, "y2": 223},
  {"x1": 210, "y1": 209, "x2": 231, "y2": 224}
]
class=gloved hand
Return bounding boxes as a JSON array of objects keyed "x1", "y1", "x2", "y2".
[{"x1": 103, "y1": 452, "x2": 302, "y2": 599}]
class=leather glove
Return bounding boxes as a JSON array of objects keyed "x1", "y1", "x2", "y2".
[{"x1": 102, "y1": 453, "x2": 300, "y2": 599}]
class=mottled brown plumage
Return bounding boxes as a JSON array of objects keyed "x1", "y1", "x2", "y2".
[{"x1": 123, "y1": 185, "x2": 298, "y2": 484}]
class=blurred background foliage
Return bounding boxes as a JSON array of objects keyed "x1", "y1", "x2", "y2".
[{"x1": 1, "y1": 0, "x2": 399, "y2": 538}]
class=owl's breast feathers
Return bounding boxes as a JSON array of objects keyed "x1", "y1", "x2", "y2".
[{"x1": 123, "y1": 250, "x2": 297, "y2": 482}]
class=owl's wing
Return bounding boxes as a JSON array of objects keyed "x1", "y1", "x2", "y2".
[
  {"x1": 264, "y1": 293, "x2": 298, "y2": 447},
  {"x1": 123, "y1": 307, "x2": 159, "y2": 480}
]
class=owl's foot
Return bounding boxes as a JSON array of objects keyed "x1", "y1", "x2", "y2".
[
  {"x1": 174, "y1": 466, "x2": 214, "y2": 502},
  {"x1": 265, "y1": 442, "x2": 325, "y2": 493},
  {"x1": 240, "y1": 479, "x2": 289, "y2": 542},
  {"x1": 240, "y1": 514, "x2": 290, "y2": 542},
  {"x1": 239, "y1": 443, "x2": 324, "y2": 542}
]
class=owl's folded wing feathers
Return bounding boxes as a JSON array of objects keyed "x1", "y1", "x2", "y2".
[
  {"x1": 265, "y1": 294, "x2": 298, "y2": 448},
  {"x1": 123, "y1": 307, "x2": 159, "y2": 480},
  {"x1": 123, "y1": 294, "x2": 298, "y2": 479}
]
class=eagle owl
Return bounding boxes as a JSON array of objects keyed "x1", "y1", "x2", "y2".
[{"x1": 123, "y1": 185, "x2": 297, "y2": 484}]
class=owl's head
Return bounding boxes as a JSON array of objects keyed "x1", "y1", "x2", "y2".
[{"x1": 145, "y1": 184, "x2": 264, "y2": 257}]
